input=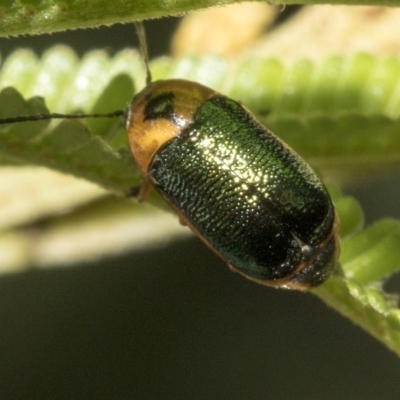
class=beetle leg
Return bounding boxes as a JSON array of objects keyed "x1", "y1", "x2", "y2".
[
  {"x1": 137, "y1": 177, "x2": 154, "y2": 202},
  {"x1": 125, "y1": 177, "x2": 154, "y2": 201}
]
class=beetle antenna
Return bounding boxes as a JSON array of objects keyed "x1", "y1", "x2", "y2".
[
  {"x1": 0, "y1": 110, "x2": 125, "y2": 125},
  {"x1": 134, "y1": 21, "x2": 152, "y2": 85},
  {"x1": 0, "y1": 24, "x2": 152, "y2": 125}
]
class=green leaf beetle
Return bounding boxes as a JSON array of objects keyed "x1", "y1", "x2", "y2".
[
  {"x1": 125, "y1": 23, "x2": 340, "y2": 290},
  {"x1": 0, "y1": 22, "x2": 340, "y2": 290},
  {"x1": 126, "y1": 80, "x2": 339, "y2": 290}
]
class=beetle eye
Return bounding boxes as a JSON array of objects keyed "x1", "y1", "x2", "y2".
[{"x1": 144, "y1": 92, "x2": 175, "y2": 121}]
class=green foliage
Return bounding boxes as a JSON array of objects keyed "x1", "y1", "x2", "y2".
[
  {"x1": 1, "y1": 15, "x2": 400, "y2": 356},
  {"x1": 3, "y1": 50, "x2": 400, "y2": 188},
  {"x1": 2, "y1": 0, "x2": 400, "y2": 38},
  {"x1": 0, "y1": 47, "x2": 145, "y2": 193},
  {"x1": 314, "y1": 188, "x2": 400, "y2": 356},
  {"x1": 0, "y1": 0, "x2": 252, "y2": 36}
]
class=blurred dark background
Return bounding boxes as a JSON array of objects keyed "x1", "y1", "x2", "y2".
[{"x1": 1, "y1": 14, "x2": 400, "y2": 400}]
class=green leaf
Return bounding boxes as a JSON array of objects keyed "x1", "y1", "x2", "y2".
[
  {"x1": 0, "y1": 47, "x2": 149, "y2": 193},
  {"x1": 3, "y1": 49, "x2": 400, "y2": 188},
  {"x1": 341, "y1": 219, "x2": 400, "y2": 284},
  {"x1": 0, "y1": 46, "x2": 147, "y2": 112},
  {"x1": 0, "y1": 86, "x2": 141, "y2": 194},
  {"x1": 3, "y1": 0, "x2": 400, "y2": 38},
  {"x1": 159, "y1": 53, "x2": 400, "y2": 118},
  {"x1": 0, "y1": 0, "x2": 263, "y2": 37},
  {"x1": 313, "y1": 191, "x2": 400, "y2": 357},
  {"x1": 313, "y1": 277, "x2": 400, "y2": 357},
  {"x1": 329, "y1": 185, "x2": 364, "y2": 238}
]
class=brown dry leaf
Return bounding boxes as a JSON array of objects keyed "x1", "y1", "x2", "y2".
[
  {"x1": 244, "y1": 6, "x2": 400, "y2": 62},
  {"x1": 172, "y1": 2, "x2": 277, "y2": 57}
]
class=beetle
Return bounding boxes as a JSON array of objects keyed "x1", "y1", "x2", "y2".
[
  {"x1": 0, "y1": 22, "x2": 340, "y2": 290},
  {"x1": 125, "y1": 77, "x2": 339, "y2": 290}
]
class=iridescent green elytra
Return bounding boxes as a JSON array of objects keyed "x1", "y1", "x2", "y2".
[{"x1": 126, "y1": 79, "x2": 339, "y2": 290}]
